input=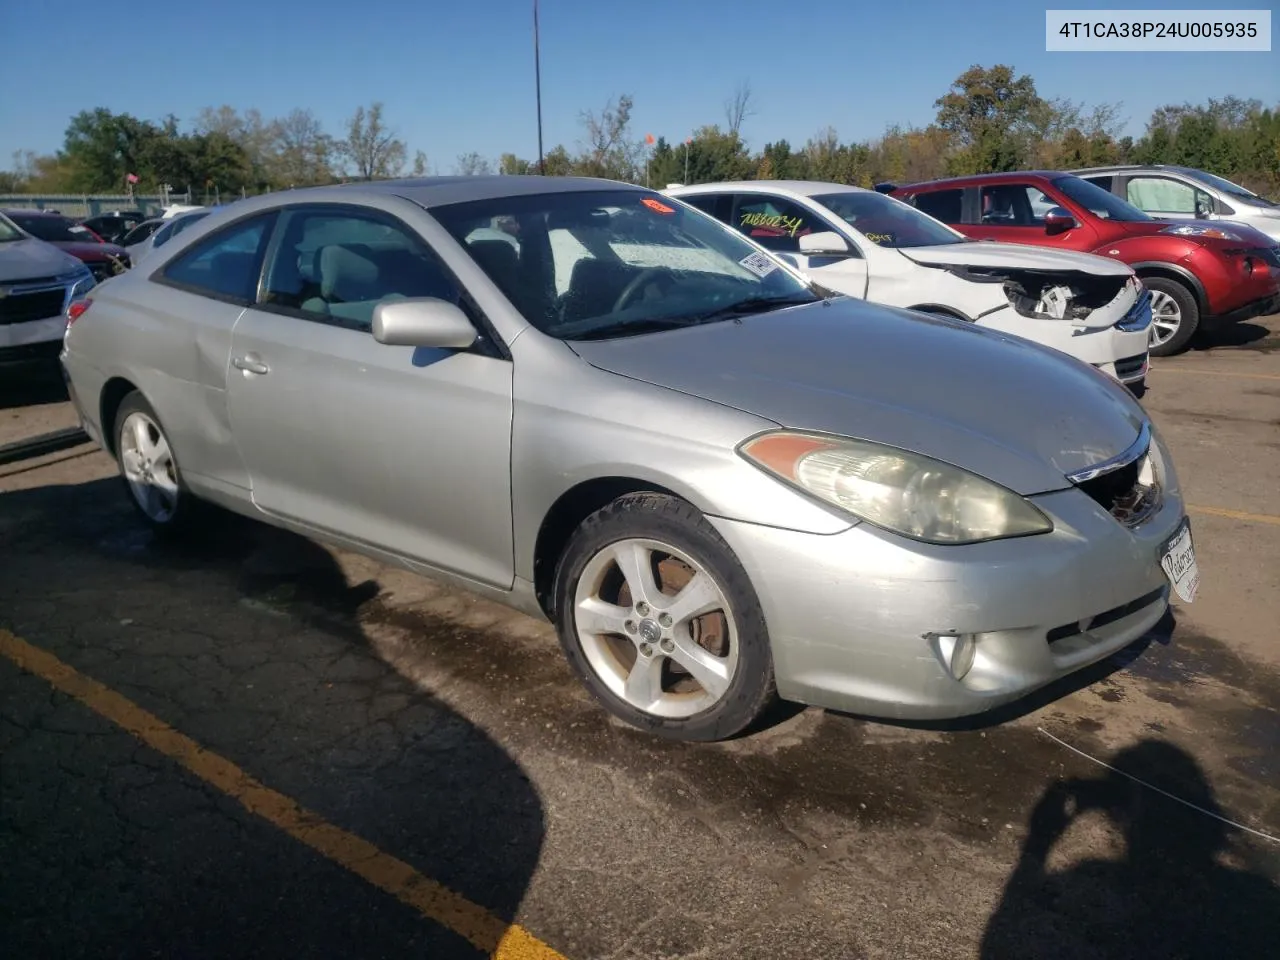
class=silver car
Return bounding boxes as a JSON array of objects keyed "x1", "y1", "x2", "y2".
[
  {"x1": 59, "y1": 177, "x2": 1199, "y2": 741},
  {"x1": 1073, "y1": 164, "x2": 1280, "y2": 243}
]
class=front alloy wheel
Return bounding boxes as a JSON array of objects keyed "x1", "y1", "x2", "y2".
[
  {"x1": 554, "y1": 492, "x2": 776, "y2": 741},
  {"x1": 1144, "y1": 277, "x2": 1200, "y2": 356},
  {"x1": 573, "y1": 537, "x2": 739, "y2": 719}
]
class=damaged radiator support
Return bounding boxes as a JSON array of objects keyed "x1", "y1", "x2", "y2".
[{"x1": 945, "y1": 265, "x2": 1131, "y2": 322}]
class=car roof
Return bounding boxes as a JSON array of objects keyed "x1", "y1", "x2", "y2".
[
  {"x1": 1070, "y1": 164, "x2": 1207, "y2": 176},
  {"x1": 1, "y1": 208, "x2": 64, "y2": 218},
  {"x1": 224, "y1": 176, "x2": 647, "y2": 217},
  {"x1": 669, "y1": 180, "x2": 874, "y2": 198},
  {"x1": 895, "y1": 171, "x2": 1067, "y2": 191}
]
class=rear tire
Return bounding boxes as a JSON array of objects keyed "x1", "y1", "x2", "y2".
[
  {"x1": 552, "y1": 492, "x2": 777, "y2": 742},
  {"x1": 1143, "y1": 277, "x2": 1200, "y2": 357},
  {"x1": 113, "y1": 391, "x2": 201, "y2": 535}
]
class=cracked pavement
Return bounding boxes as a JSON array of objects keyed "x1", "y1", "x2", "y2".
[{"x1": 2, "y1": 316, "x2": 1280, "y2": 959}]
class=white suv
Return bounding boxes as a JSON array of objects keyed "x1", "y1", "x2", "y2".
[{"x1": 666, "y1": 181, "x2": 1153, "y2": 393}]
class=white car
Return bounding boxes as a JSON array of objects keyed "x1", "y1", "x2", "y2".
[{"x1": 666, "y1": 181, "x2": 1153, "y2": 392}]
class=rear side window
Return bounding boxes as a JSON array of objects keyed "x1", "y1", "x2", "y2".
[
  {"x1": 731, "y1": 194, "x2": 830, "y2": 253},
  {"x1": 158, "y1": 213, "x2": 275, "y2": 303},
  {"x1": 679, "y1": 193, "x2": 731, "y2": 220},
  {"x1": 911, "y1": 189, "x2": 963, "y2": 224}
]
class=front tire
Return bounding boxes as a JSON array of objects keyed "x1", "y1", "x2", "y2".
[
  {"x1": 113, "y1": 391, "x2": 200, "y2": 534},
  {"x1": 552, "y1": 492, "x2": 777, "y2": 742},
  {"x1": 1144, "y1": 277, "x2": 1200, "y2": 357}
]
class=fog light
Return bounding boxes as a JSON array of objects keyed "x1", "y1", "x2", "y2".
[{"x1": 927, "y1": 632, "x2": 978, "y2": 681}]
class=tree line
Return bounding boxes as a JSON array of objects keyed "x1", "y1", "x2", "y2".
[{"x1": 3, "y1": 66, "x2": 1277, "y2": 199}]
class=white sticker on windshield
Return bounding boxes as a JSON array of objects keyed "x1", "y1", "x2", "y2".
[{"x1": 738, "y1": 251, "x2": 778, "y2": 278}]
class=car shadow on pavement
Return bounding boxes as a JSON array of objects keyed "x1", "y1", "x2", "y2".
[
  {"x1": 0, "y1": 477, "x2": 546, "y2": 959},
  {"x1": 1193, "y1": 319, "x2": 1273, "y2": 352},
  {"x1": 981, "y1": 738, "x2": 1280, "y2": 959},
  {"x1": 0, "y1": 363, "x2": 68, "y2": 410}
]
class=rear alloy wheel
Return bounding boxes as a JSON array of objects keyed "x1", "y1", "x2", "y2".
[
  {"x1": 554, "y1": 493, "x2": 776, "y2": 741},
  {"x1": 114, "y1": 391, "x2": 198, "y2": 533},
  {"x1": 1144, "y1": 277, "x2": 1200, "y2": 357}
]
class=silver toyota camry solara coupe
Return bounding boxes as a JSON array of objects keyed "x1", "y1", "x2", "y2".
[{"x1": 58, "y1": 176, "x2": 1200, "y2": 742}]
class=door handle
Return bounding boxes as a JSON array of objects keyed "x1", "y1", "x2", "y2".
[{"x1": 232, "y1": 354, "x2": 270, "y2": 375}]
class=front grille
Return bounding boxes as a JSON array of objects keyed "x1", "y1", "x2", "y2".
[
  {"x1": 1046, "y1": 586, "x2": 1167, "y2": 646},
  {"x1": 1115, "y1": 353, "x2": 1147, "y2": 378},
  {"x1": 0, "y1": 289, "x2": 65, "y2": 326}
]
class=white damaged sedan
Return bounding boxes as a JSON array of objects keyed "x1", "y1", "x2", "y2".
[{"x1": 667, "y1": 181, "x2": 1153, "y2": 392}]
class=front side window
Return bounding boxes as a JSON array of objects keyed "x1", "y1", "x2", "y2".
[
  {"x1": 910, "y1": 189, "x2": 964, "y2": 224},
  {"x1": 154, "y1": 211, "x2": 211, "y2": 249},
  {"x1": 431, "y1": 188, "x2": 817, "y2": 341},
  {"x1": 1125, "y1": 176, "x2": 1213, "y2": 216},
  {"x1": 1181, "y1": 168, "x2": 1276, "y2": 207},
  {"x1": 814, "y1": 191, "x2": 966, "y2": 247},
  {"x1": 979, "y1": 185, "x2": 1048, "y2": 226},
  {"x1": 1051, "y1": 176, "x2": 1154, "y2": 222},
  {"x1": 0, "y1": 214, "x2": 25, "y2": 243},
  {"x1": 261, "y1": 207, "x2": 464, "y2": 330},
  {"x1": 159, "y1": 213, "x2": 275, "y2": 303},
  {"x1": 122, "y1": 220, "x2": 162, "y2": 246}
]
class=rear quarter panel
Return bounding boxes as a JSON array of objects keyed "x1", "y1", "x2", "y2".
[{"x1": 64, "y1": 272, "x2": 250, "y2": 493}]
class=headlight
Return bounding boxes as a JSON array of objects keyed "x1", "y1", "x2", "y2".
[
  {"x1": 68, "y1": 268, "x2": 96, "y2": 299},
  {"x1": 738, "y1": 431, "x2": 1053, "y2": 545},
  {"x1": 1159, "y1": 224, "x2": 1246, "y2": 242}
]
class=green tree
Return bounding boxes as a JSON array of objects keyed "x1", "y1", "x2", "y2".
[
  {"x1": 338, "y1": 102, "x2": 406, "y2": 180},
  {"x1": 934, "y1": 64, "x2": 1048, "y2": 173}
]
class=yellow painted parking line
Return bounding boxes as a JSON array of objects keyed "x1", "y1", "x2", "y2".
[
  {"x1": 0, "y1": 629, "x2": 565, "y2": 960},
  {"x1": 1188, "y1": 504, "x2": 1280, "y2": 527},
  {"x1": 1153, "y1": 367, "x2": 1280, "y2": 382}
]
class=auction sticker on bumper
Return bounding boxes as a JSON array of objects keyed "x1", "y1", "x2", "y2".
[{"x1": 1159, "y1": 517, "x2": 1200, "y2": 603}]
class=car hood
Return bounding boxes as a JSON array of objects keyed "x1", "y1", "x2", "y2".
[
  {"x1": 0, "y1": 237, "x2": 85, "y2": 283},
  {"x1": 569, "y1": 299, "x2": 1147, "y2": 496},
  {"x1": 900, "y1": 241, "x2": 1132, "y2": 275},
  {"x1": 53, "y1": 240, "x2": 126, "y2": 260},
  {"x1": 1111, "y1": 218, "x2": 1276, "y2": 244}
]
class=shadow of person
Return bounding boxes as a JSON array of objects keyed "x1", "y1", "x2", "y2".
[
  {"x1": 0, "y1": 476, "x2": 546, "y2": 959},
  {"x1": 981, "y1": 739, "x2": 1280, "y2": 959}
]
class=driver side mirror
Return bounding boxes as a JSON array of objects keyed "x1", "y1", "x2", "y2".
[
  {"x1": 798, "y1": 231, "x2": 853, "y2": 257},
  {"x1": 372, "y1": 298, "x2": 477, "y2": 349},
  {"x1": 1043, "y1": 206, "x2": 1078, "y2": 235}
]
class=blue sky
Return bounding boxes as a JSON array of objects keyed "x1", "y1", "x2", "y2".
[{"x1": 3, "y1": 0, "x2": 1277, "y2": 174}]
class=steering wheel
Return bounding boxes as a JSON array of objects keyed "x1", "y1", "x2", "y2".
[{"x1": 611, "y1": 267, "x2": 670, "y2": 313}]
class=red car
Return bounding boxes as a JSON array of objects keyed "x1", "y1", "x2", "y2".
[
  {"x1": 2, "y1": 209, "x2": 131, "y2": 285},
  {"x1": 891, "y1": 172, "x2": 1280, "y2": 355}
]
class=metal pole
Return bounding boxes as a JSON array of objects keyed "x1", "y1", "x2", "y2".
[{"x1": 534, "y1": 0, "x2": 545, "y2": 175}]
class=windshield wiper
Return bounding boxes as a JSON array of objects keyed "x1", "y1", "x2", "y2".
[
  {"x1": 679, "y1": 294, "x2": 818, "y2": 325},
  {"x1": 568, "y1": 316, "x2": 699, "y2": 341}
]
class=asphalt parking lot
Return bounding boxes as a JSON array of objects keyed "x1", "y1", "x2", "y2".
[{"x1": 3, "y1": 315, "x2": 1279, "y2": 960}]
